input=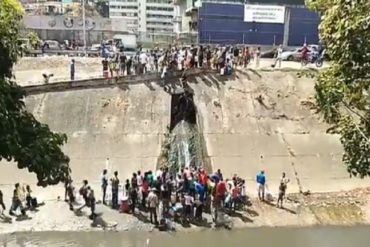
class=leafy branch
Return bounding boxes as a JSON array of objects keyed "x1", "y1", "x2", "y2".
[
  {"x1": 308, "y1": 0, "x2": 370, "y2": 177},
  {"x1": 0, "y1": 0, "x2": 70, "y2": 186}
]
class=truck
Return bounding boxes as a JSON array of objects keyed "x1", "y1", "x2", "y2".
[{"x1": 112, "y1": 32, "x2": 138, "y2": 57}]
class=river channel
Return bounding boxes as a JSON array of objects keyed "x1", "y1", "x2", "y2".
[{"x1": 2, "y1": 226, "x2": 370, "y2": 247}]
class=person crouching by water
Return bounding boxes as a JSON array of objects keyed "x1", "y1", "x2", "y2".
[
  {"x1": 25, "y1": 185, "x2": 38, "y2": 210},
  {"x1": 148, "y1": 188, "x2": 159, "y2": 225},
  {"x1": 9, "y1": 183, "x2": 26, "y2": 216}
]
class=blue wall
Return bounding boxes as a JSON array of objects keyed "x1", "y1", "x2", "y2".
[
  {"x1": 198, "y1": 3, "x2": 319, "y2": 45},
  {"x1": 288, "y1": 7, "x2": 320, "y2": 45}
]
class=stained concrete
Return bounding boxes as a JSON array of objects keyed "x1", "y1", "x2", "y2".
[
  {"x1": 0, "y1": 84, "x2": 170, "y2": 185},
  {"x1": 1, "y1": 69, "x2": 369, "y2": 195},
  {"x1": 190, "y1": 70, "x2": 370, "y2": 194}
]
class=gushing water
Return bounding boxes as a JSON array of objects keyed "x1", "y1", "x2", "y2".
[{"x1": 168, "y1": 120, "x2": 199, "y2": 175}]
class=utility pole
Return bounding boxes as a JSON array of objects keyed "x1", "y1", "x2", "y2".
[{"x1": 82, "y1": 0, "x2": 87, "y2": 55}]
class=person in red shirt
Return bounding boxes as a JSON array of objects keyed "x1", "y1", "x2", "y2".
[
  {"x1": 300, "y1": 44, "x2": 310, "y2": 64},
  {"x1": 141, "y1": 177, "x2": 149, "y2": 209},
  {"x1": 231, "y1": 182, "x2": 240, "y2": 211},
  {"x1": 199, "y1": 169, "x2": 208, "y2": 185},
  {"x1": 198, "y1": 168, "x2": 209, "y2": 199},
  {"x1": 216, "y1": 180, "x2": 227, "y2": 203}
]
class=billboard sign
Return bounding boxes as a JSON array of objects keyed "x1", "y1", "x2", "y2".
[{"x1": 244, "y1": 4, "x2": 285, "y2": 23}]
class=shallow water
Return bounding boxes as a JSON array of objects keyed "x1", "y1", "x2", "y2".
[{"x1": 2, "y1": 226, "x2": 370, "y2": 247}]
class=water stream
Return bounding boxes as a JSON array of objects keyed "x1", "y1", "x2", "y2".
[
  {"x1": 2, "y1": 226, "x2": 370, "y2": 246},
  {"x1": 158, "y1": 92, "x2": 209, "y2": 176},
  {"x1": 170, "y1": 120, "x2": 198, "y2": 175}
]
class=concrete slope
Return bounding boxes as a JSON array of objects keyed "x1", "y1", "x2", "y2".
[
  {"x1": 191, "y1": 70, "x2": 370, "y2": 194},
  {"x1": 0, "y1": 84, "x2": 170, "y2": 185},
  {"x1": 1, "y1": 69, "x2": 369, "y2": 194}
]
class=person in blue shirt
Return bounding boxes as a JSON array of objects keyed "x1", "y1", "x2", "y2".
[
  {"x1": 256, "y1": 170, "x2": 266, "y2": 201},
  {"x1": 194, "y1": 181, "x2": 205, "y2": 220}
]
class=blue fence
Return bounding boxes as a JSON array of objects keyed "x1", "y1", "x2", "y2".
[{"x1": 198, "y1": 3, "x2": 320, "y2": 45}]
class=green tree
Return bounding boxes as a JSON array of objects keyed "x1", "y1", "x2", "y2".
[
  {"x1": 0, "y1": 0, "x2": 70, "y2": 186},
  {"x1": 306, "y1": 0, "x2": 370, "y2": 177},
  {"x1": 27, "y1": 31, "x2": 40, "y2": 50}
]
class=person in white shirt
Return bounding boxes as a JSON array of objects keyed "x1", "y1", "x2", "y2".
[
  {"x1": 280, "y1": 172, "x2": 290, "y2": 186},
  {"x1": 139, "y1": 52, "x2": 148, "y2": 74},
  {"x1": 184, "y1": 192, "x2": 194, "y2": 220},
  {"x1": 137, "y1": 170, "x2": 143, "y2": 187},
  {"x1": 273, "y1": 44, "x2": 283, "y2": 68},
  {"x1": 156, "y1": 167, "x2": 163, "y2": 180},
  {"x1": 147, "y1": 188, "x2": 159, "y2": 224}
]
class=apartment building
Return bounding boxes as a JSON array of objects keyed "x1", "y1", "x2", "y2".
[{"x1": 109, "y1": 0, "x2": 174, "y2": 37}]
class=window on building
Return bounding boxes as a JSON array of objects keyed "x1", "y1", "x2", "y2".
[
  {"x1": 146, "y1": 6, "x2": 173, "y2": 11},
  {"x1": 147, "y1": 0, "x2": 172, "y2": 3},
  {"x1": 146, "y1": 14, "x2": 173, "y2": 19}
]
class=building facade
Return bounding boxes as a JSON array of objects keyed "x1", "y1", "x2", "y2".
[
  {"x1": 174, "y1": 0, "x2": 320, "y2": 46},
  {"x1": 109, "y1": 0, "x2": 174, "y2": 42}
]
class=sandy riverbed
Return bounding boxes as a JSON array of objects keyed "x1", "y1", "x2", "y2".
[{"x1": 0, "y1": 184, "x2": 370, "y2": 234}]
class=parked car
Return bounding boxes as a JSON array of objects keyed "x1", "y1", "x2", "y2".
[
  {"x1": 261, "y1": 47, "x2": 289, "y2": 58},
  {"x1": 42, "y1": 40, "x2": 62, "y2": 50},
  {"x1": 280, "y1": 48, "x2": 302, "y2": 61},
  {"x1": 281, "y1": 45, "x2": 321, "y2": 61},
  {"x1": 90, "y1": 44, "x2": 102, "y2": 51}
]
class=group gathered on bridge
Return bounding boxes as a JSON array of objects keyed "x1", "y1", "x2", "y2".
[{"x1": 68, "y1": 42, "x2": 325, "y2": 84}]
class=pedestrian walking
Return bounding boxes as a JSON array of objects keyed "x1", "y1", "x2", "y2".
[
  {"x1": 255, "y1": 46, "x2": 261, "y2": 68},
  {"x1": 9, "y1": 183, "x2": 26, "y2": 216},
  {"x1": 272, "y1": 44, "x2": 283, "y2": 68},
  {"x1": 70, "y1": 59, "x2": 75, "y2": 81}
]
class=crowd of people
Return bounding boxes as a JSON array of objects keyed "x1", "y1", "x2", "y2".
[
  {"x1": 0, "y1": 157, "x2": 290, "y2": 229},
  {"x1": 69, "y1": 44, "x2": 269, "y2": 81},
  {"x1": 61, "y1": 161, "x2": 290, "y2": 230},
  {"x1": 100, "y1": 45, "x2": 263, "y2": 79}
]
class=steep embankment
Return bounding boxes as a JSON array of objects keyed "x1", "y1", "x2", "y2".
[
  {"x1": 2, "y1": 69, "x2": 369, "y2": 192},
  {"x1": 190, "y1": 70, "x2": 369, "y2": 194},
  {"x1": 0, "y1": 84, "x2": 170, "y2": 185},
  {"x1": 1, "y1": 70, "x2": 370, "y2": 233}
]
